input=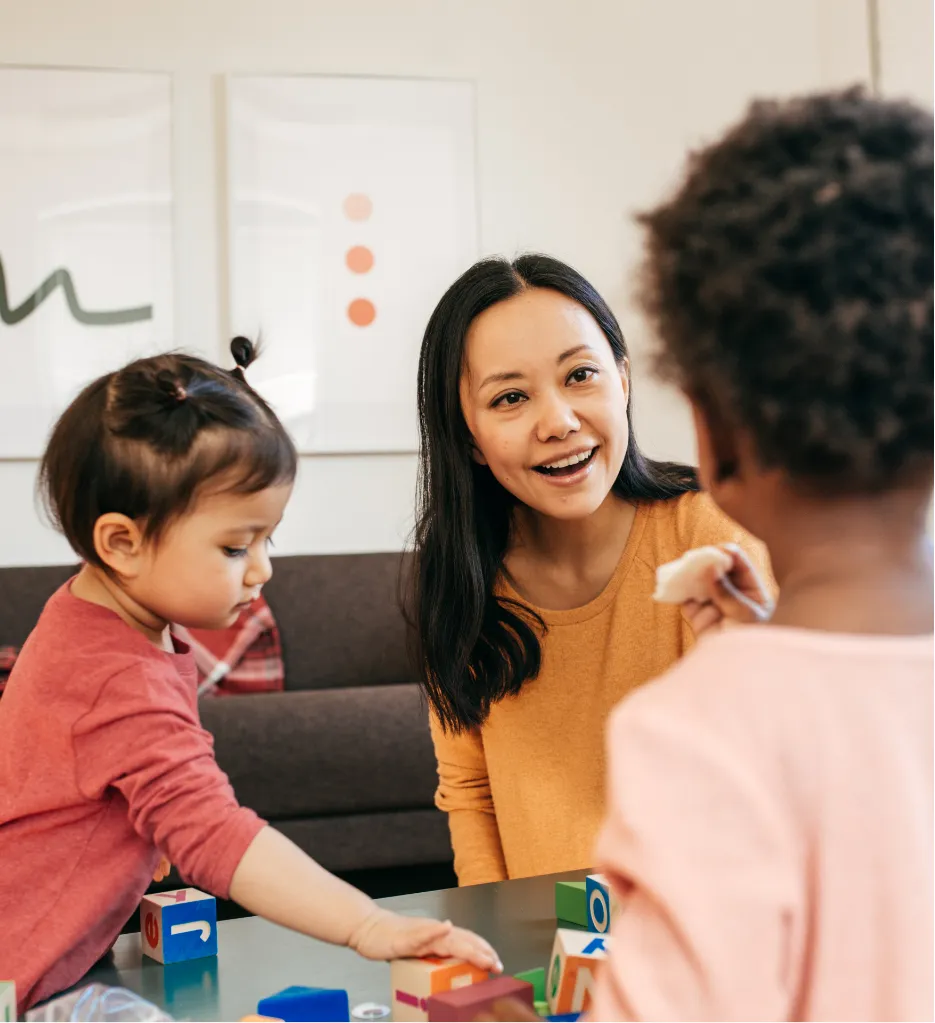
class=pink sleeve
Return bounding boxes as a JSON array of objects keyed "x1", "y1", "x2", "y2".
[
  {"x1": 72, "y1": 664, "x2": 265, "y2": 899},
  {"x1": 589, "y1": 690, "x2": 802, "y2": 1022}
]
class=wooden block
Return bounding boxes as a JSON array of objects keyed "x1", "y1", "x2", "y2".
[
  {"x1": 140, "y1": 888, "x2": 217, "y2": 964},
  {"x1": 514, "y1": 966, "x2": 546, "y2": 1002},
  {"x1": 391, "y1": 957, "x2": 489, "y2": 1023},
  {"x1": 554, "y1": 881, "x2": 588, "y2": 928},
  {"x1": 546, "y1": 928, "x2": 608, "y2": 1016},
  {"x1": 585, "y1": 873, "x2": 617, "y2": 934},
  {"x1": 0, "y1": 981, "x2": 15, "y2": 1023},
  {"x1": 426, "y1": 976, "x2": 534, "y2": 1021},
  {"x1": 258, "y1": 986, "x2": 349, "y2": 1022}
]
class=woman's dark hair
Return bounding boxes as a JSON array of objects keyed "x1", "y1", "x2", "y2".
[
  {"x1": 639, "y1": 87, "x2": 933, "y2": 495},
  {"x1": 39, "y1": 337, "x2": 297, "y2": 568},
  {"x1": 412, "y1": 253, "x2": 698, "y2": 732}
]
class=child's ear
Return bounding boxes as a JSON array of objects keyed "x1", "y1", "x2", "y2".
[{"x1": 93, "y1": 514, "x2": 146, "y2": 578}]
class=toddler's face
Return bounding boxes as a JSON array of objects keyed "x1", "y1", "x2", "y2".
[
  {"x1": 133, "y1": 483, "x2": 293, "y2": 630},
  {"x1": 459, "y1": 287, "x2": 630, "y2": 522}
]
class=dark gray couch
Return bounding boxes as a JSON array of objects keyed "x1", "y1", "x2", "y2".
[{"x1": 0, "y1": 553, "x2": 455, "y2": 903}]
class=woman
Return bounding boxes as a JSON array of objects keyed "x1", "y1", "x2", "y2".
[{"x1": 412, "y1": 254, "x2": 771, "y2": 884}]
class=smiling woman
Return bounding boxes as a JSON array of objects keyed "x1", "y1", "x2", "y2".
[{"x1": 410, "y1": 254, "x2": 773, "y2": 884}]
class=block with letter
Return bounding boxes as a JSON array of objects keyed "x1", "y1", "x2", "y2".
[
  {"x1": 391, "y1": 956, "x2": 489, "y2": 1023},
  {"x1": 257, "y1": 986, "x2": 349, "y2": 1022},
  {"x1": 426, "y1": 975, "x2": 533, "y2": 1021},
  {"x1": 546, "y1": 928, "x2": 608, "y2": 1016},
  {"x1": 140, "y1": 887, "x2": 217, "y2": 964},
  {"x1": 0, "y1": 981, "x2": 15, "y2": 1023},
  {"x1": 585, "y1": 873, "x2": 617, "y2": 934},
  {"x1": 554, "y1": 880, "x2": 587, "y2": 928}
]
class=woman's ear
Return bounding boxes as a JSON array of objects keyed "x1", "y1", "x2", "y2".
[
  {"x1": 92, "y1": 514, "x2": 146, "y2": 578},
  {"x1": 469, "y1": 439, "x2": 488, "y2": 466},
  {"x1": 618, "y1": 357, "x2": 630, "y2": 406}
]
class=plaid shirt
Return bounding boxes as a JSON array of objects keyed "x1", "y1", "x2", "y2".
[{"x1": 171, "y1": 595, "x2": 285, "y2": 697}]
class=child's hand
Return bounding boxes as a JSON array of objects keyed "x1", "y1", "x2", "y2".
[
  {"x1": 682, "y1": 543, "x2": 773, "y2": 636},
  {"x1": 153, "y1": 857, "x2": 171, "y2": 882},
  {"x1": 348, "y1": 908, "x2": 502, "y2": 973}
]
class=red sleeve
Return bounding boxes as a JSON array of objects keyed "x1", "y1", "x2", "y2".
[{"x1": 72, "y1": 662, "x2": 265, "y2": 899}]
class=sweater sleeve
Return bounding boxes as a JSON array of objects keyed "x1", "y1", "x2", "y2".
[
  {"x1": 72, "y1": 663, "x2": 265, "y2": 899},
  {"x1": 429, "y1": 712, "x2": 508, "y2": 886},
  {"x1": 590, "y1": 691, "x2": 801, "y2": 1022}
]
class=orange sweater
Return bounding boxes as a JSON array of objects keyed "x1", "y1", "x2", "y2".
[{"x1": 429, "y1": 491, "x2": 771, "y2": 885}]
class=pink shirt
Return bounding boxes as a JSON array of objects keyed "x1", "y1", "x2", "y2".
[
  {"x1": 592, "y1": 626, "x2": 933, "y2": 1022},
  {"x1": 0, "y1": 583, "x2": 265, "y2": 1012}
]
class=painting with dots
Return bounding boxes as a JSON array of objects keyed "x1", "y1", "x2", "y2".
[{"x1": 226, "y1": 76, "x2": 477, "y2": 453}]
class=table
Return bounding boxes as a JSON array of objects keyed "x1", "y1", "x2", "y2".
[{"x1": 77, "y1": 870, "x2": 586, "y2": 1021}]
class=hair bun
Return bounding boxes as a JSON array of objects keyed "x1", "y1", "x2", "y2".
[
  {"x1": 154, "y1": 367, "x2": 187, "y2": 405},
  {"x1": 231, "y1": 336, "x2": 257, "y2": 373}
]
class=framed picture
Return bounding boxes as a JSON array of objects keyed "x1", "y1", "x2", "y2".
[
  {"x1": 0, "y1": 67, "x2": 174, "y2": 457},
  {"x1": 227, "y1": 75, "x2": 478, "y2": 453}
]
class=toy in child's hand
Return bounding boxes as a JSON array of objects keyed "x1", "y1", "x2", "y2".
[
  {"x1": 140, "y1": 888, "x2": 217, "y2": 964},
  {"x1": 654, "y1": 543, "x2": 772, "y2": 631},
  {"x1": 391, "y1": 956, "x2": 490, "y2": 1022}
]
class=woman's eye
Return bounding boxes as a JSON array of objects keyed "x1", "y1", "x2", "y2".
[
  {"x1": 568, "y1": 367, "x2": 597, "y2": 384},
  {"x1": 492, "y1": 391, "x2": 526, "y2": 408},
  {"x1": 223, "y1": 546, "x2": 249, "y2": 558}
]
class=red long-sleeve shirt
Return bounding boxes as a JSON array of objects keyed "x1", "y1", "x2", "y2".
[{"x1": 0, "y1": 582, "x2": 265, "y2": 1012}]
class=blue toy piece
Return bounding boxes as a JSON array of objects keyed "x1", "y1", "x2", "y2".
[
  {"x1": 546, "y1": 1014, "x2": 580, "y2": 1022},
  {"x1": 258, "y1": 985, "x2": 350, "y2": 1022},
  {"x1": 585, "y1": 874, "x2": 612, "y2": 934},
  {"x1": 140, "y1": 889, "x2": 218, "y2": 964}
]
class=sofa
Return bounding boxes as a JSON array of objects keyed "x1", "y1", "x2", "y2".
[{"x1": 0, "y1": 552, "x2": 457, "y2": 909}]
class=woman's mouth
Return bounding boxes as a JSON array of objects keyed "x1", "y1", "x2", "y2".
[{"x1": 533, "y1": 446, "x2": 598, "y2": 479}]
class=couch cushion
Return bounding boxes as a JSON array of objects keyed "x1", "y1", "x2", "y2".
[
  {"x1": 0, "y1": 563, "x2": 78, "y2": 646},
  {"x1": 200, "y1": 683, "x2": 437, "y2": 819},
  {"x1": 262, "y1": 552, "x2": 415, "y2": 691}
]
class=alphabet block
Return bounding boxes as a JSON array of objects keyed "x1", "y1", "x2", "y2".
[
  {"x1": 257, "y1": 986, "x2": 349, "y2": 1022},
  {"x1": 426, "y1": 976, "x2": 534, "y2": 1021},
  {"x1": 0, "y1": 981, "x2": 15, "y2": 1023},
  {"x1": 554, "y1": 880, "x2": 588, "y2": 927},
  {"x1": 391, "y1": 956, "x2": 489, "y2": 1023},
  {"x1": 546, "y1": 928, "x2": 608, "y2": 1016},
  {"x1": 140, "y1": 887, "x2": 217, "y2": 964},
  {"x1": 585, "y1": 873, "x2": 617, "y2": 934}
]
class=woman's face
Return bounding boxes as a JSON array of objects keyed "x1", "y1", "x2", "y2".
[{"x1": 460, "y1": 287, "x2": 630, "y2": 521}]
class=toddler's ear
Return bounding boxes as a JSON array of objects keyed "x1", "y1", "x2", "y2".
[{"x1": 93, "y1": 513, "x2": 146, "y2": 578}]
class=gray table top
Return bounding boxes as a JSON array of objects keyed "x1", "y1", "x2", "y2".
[{"x1": 77, "y1": 870, "x2": 587, "y2": 1022}]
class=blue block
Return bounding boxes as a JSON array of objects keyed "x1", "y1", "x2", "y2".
[
  {"x1": 258, "y1": 985, "x2": 350, "y2": 1022},
  {"x1": 586, "y1": 874, "x2": 612, "y2": 934},
  {"x1": 546, "y1": 1015, "x2": 580, "y2": 1022},
  {"x1": 141, "y1": 889, "x2": 218, "y2": 964}
]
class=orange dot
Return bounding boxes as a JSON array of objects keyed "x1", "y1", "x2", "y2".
[
  {"x1": 345, "y1": 246, "x2": 374, "y2": 274},
  {"x1": 347, "y1": 298, "x2": 376, "y2": 327},
  {"x1": 343, "y1": 193, "x2": 372, "y2": 221}
]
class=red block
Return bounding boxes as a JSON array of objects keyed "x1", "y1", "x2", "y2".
[{"x1": 426, "y1": 976, "x2": 534, "y2": 1022}]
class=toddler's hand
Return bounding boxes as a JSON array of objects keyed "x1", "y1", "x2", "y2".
[
  {"x1": 682, "y1": 543, "x2": 773, "y2": 636},
  {"x1": 153, "y1": 857, "x2": 172, "y2": 883},
  {"x1": 348, "y1": 908, "x2": 502, "y2": 973}
]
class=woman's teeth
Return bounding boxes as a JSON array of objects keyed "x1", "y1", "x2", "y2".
[{"x1": 536, "y1": 448, "x2": 596, "y2": 475}]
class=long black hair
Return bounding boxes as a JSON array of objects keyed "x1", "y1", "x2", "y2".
[{"x1": 411, "y1": 253, "x2": 698, "y2": 733}]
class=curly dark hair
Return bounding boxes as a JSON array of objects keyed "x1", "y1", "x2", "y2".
[{"x1": 639, "y1": 87, "x2": 933, "y2": 494}]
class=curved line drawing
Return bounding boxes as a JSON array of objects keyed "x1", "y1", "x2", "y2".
[{"x1": 0, "y1": 254, "x2": 153, "y2": 327}]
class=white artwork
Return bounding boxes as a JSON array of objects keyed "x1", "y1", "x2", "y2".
[
  {"x1": 227, "y1": 75, "x2": 477, "y2": 453},
  {"x1": 0, "y1": 68, "x2": 175, "y2": 457}
]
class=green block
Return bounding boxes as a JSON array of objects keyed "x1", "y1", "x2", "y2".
[
  {"x1": 534, "y1": 1000, "x2": 549, "y2": 1018},
  {"x1": 555, "y1": 879, "x2": 587, "y2": 927},
  {"x1": 515, "y1": 966, "x2": 546, "y2": 1002}
]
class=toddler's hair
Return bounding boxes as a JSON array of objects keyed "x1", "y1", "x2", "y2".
[
  {"x1": 39, "y1": 338, "x2": 297, "y2": 567},
  {"x1": 639, "y1": 87, "x2": 932, "y2": 494}
]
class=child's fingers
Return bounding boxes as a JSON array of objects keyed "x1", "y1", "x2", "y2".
[
  {"x1": 682, "y1": 599, "x2": 723, "y2": 636},
  {"x1": 430, "y1": 924, "x2": 502, "y2": 972},
  {"x1": 397, "y1": 917, "x2": 453, "y2": 957},
  {"x1": 712, "y1": 544, "x2": 773, "y2": 623}
]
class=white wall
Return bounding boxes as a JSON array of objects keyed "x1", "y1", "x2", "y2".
[
  {"x1": 876, "y1": 0, "x2": 934, "y2": 106},
  {"x1": 0, "y1": 0, "x2": 873, "y2": 565}
]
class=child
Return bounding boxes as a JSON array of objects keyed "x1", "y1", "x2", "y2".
[
  {"x1": 0, "y1": 341, "x2": 500, "y2": 1014},
  {"x1": 483, "y1": 88, "x2": 932, "y2": 1023}
]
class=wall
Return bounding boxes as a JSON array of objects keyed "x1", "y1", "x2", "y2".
[
  {"x1": 875, "y1": 0, "x2": 934, "y2": 106},
  {"x1": 0, "y1": 0, "x2": 872, "y2": 565}
]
